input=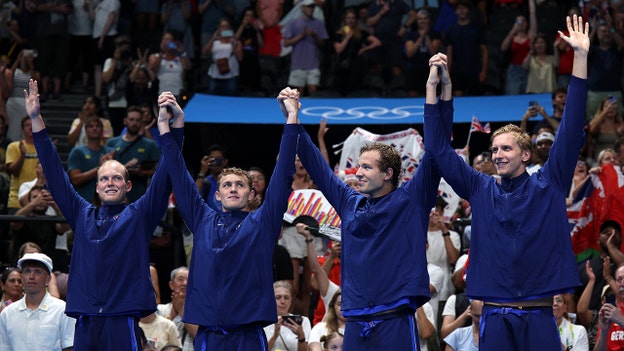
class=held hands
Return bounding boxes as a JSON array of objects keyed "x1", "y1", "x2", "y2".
[
  {"x1": 157, "y1": 92, "x2": 184, "y2": 134},
  {"x1": 277, "y1": 87, "x2": 301, "y2": 124},
  {"x1": 427, "y1": 53, "x2": 450, "y2": 86}
]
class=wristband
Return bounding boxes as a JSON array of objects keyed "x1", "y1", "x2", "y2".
[
  {"x1": 305, "y1": 238, "x2": 314, "y2": 243},
  {"x1": 442, "y1": 232, "x2": 450, "y2": 237},
  {"x1": 298, "y1": 337, "x2": 306, "y2": 343},
  {"x1": 196, "y1": 174, "x2": 205, "y2": 179}
]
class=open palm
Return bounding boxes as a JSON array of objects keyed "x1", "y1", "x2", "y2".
[{"x1": 559, "y1": 14, "x2": 590, "y2": 53}]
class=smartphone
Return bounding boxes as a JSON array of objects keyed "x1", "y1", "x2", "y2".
[
  {"x1": 343, "y1": 25, "x2": 351, "y2": 34},
  {"x1": 214, "y1": 157, "x2": 223, "y2": 166},
  {"x1": 221, "y1": 29, "x2": 234, "y2": 38},
  {"x1": 529, "y1": 101, "x2": 538, "y2": 107},
  {"x1": 608, "y1": 95, "x2": 616, "y2": 103},
  {"x1": 282, "y1": 314, "x2": 303, "y2": 324},
  {"x1": 606, "y1": 293, "x2": 616, "y2": 305}
]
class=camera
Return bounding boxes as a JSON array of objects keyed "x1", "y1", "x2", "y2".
[
  {"x1": 282, "y1": 314, "x2": 303, "y2": 324},
  {"x1": 608, "y1": 95, "x2": 616, "y2": 103},
  {"x1": 221, "y1": 29, "x2": 234, "y2": 38},
  {"x1": 528, "y1": 101, "x2": 538, "y2": 107},
  {"x1": 214, "y1": 157, "x2": 223, "y2": 166}
]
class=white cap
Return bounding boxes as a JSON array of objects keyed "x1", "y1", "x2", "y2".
[
  {"x1": 535, "y1": 132, "x2": 555, "y2": 144},
  {"x1": 301, "y1": 0, "x2": 315, "y2": 6},
  {"x1": 18, "y1": 253, "x2": 53, "y2": 273}
]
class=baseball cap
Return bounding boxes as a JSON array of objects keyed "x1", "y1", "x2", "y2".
[
  {"x1": 301, "y1": 0, "x2": 315, "y2": 6},
  {"x1": 535, "y1": 132, "x2": 555, "y2": 144},
  {"x1": 18, "y1": 253, "x2": 53, "y2": 273}
]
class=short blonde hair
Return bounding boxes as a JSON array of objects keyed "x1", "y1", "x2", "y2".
[{"x1": 491, "y1": 124, "x2": 533, "y2": 153}]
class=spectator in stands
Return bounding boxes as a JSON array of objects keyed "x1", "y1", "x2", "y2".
[
  {"x1": 425, "y1": 15, "x2": 588, "y2": 349},
  {"x1": 139, "y1": 311, "x2": 182, "y2": 350},
  {"x1": 198, "y1": 0, "x2": 237, "y2": 52},
  {"x1": 0, "y1": 253, "x2": 75, "y2": 350},
  {"x1": 127, "y1": 55, "x2": 159, "y2": 112},
  {"x1": 567, "y1": 158, "x2": 589, "y2": 205},
  {"x1": 27, "y1": 80, "x2": 184, "y2": 350},
  {"x1": 149, "y1": 31, "x2": 191, "y2": 99},
  {"x1": 195, "y1": 144, "x2": 229, "y2": 212},
  {"x1": 105, "y1": 106, "x2": 161, "y2": 203},
  {"x1": 156, "y1": 88, "x2": 299, "y2": 350},
  {"x1": 67, "y1": 0, "x2": 93, "y2": 92},
  {"x1": 319, "y1": 332, "x2": 343, "y2": 351},
  {"x1": 134, "y1": 0, "x2": 161, "y2": 34},
  {"x1": 35, "y1": 0, "x2": 71, "y2": 101},
  {"x1": 616, "y1": 137, "x2": 624, "y2": 170},
  {"x1": 427, "y1": 196, "x2": 461, "y2": 318},
  {"x1": 6, "y1": 116, "x2": 37, "y2": 212},
  {"x1": 202, "y1": 18, "x2": 243, "y2": 96},
  {"x1": 333, "y1": 8, "x2": 381, "y2": 96},
  {"x1": 17, "y1": 241, "x2": 61, "y2": 300},
  {"x1": 161, "y1": 0, "x2": 194, "y2": 61},
  {"x1": 308, "y1": 291, "x2": 344, "y2": 351},
  {"x1": 264, "y1": 281, "x2": 312, "y2": 351},
  {"x1": 445, "y1": 0, "x2": 488, "y2": 96},
  {"x1": 500, "y1": 0, "x2": 536, "y2": 95},
  {"x1": 554, "y1": 293, "x2": 589, "y2": 350},
  {"x1": 586, "y1": 21, "x2": 624, "y2": 120},
  {"x1": 6, "y1": 49, "x2": 37, "y2": 142},
  {"x1": 588, "y1": 96, "x2": 624, "y2": 161},
  {"x1": 103, "y1": 35, "x2": 135, "y2": 134},
  {"x1": 68, "y1": 116, "x2": 115, "y2": 203},
  {"x1": 523, "y1": 33, "x2": 558, "y2": 94},
  {"x1": 157, "y1": 266, "x2": 194, "y2": 350},
  {"x1": 248, "y1": 166, "x2": 267, "y2": 211},
  {"x1": 404, "y1": 8, "x2": 441, "y2": 97},
  {"x1": 595, "y1": 264, "x2": 624, "y2": 350},
  {"x1": 88, "y1": 0, "x2": 120, "y2": 98},
  {"x1": 236, "y1": 8, "x2": 264, "y2": 94},
  {"x1": 577, "y1": 259, "x2": 613, "y2": 350},
  {"x1": 520, "y1": 88, "x2": 566, "y2": 135},
  {"x1": 526, "y1": 131, "x2": 554, "y2": 174},
  {"x1": 366, "y1": 0, "x2": 416, "y2": 84},
  {"x1": 283, "y1": 0, "x2": 328, "y2": 97},
  {"x1": 0, "y1": 114, "x2": 11, "y2": 184},
  {"x1": 0, "y1": 267, "x2": 22, "y2": 313},
  {"x1": 67, "y1": 95, "x2": 114, "y2": 148},
  {"x1": 443, "y1": 299, "x2": 483, "y2": 351},
  {"x1": 10, "y1": 184, "x2": 69, "y2": 262}
]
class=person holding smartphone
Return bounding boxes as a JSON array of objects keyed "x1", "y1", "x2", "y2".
[
  {"x1": 264, "y1": 281, "x2": 312, "y2": 351},
  {"x1": 596, "y1": 264, "x2": 624, "y2": 350},
  {"x1": 195, "y1": 144, "x2": 229, "y2": 212},
  {"x1": 202, "y1": 18, "x2": 243, "y2": 96}
]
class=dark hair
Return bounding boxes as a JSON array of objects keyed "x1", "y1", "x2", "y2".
[
  {"x1": 84, "y1": 95, "x2": 103, "y2": 115},
  {"x1": 614, "y1": 137, "x2": 624, "y2": 154},
  {"x1": 206, "y1": 144, "x2": 227, "y2": 157},
  {"x1": 126, "y1": 105, "x2": 143, "y2": 117},
  {"x1": 601, "y1": 220, "x2": 622, "y2": 233},
  {"x1": 1, "y1": 267, "x2": 21, "y2": 284},
  {"x1": 551, "y1": 86, "x2": 567, "y2": 100},
  {"x1": 160, "y1": 346, "x2": 183, "y2": 351},
  {"x1": 20, "y1": 115, "x2": 30, "y2": 128},
  {"x1": 359, "y1": 143, "x2": 402, "y2": 187}
]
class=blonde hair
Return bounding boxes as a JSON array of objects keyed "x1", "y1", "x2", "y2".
[{"x1": 491, "y1": 124, "x2": 533, "y2": 153}]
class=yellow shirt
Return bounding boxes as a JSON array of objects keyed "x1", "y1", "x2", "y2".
[{"x1": 6, "y1": 140, "x2": 37, "y2": 209}]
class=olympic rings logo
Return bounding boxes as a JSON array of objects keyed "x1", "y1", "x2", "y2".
[{"x1": 301, "y1": 105, "x2": 424, "y2": 120}]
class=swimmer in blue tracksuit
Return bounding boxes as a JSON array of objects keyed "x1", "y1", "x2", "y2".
[
  {"x1": 293, "y1": 87, "x2": 452, "y2": 349},
  {"x1": 424, "y1": 15, "x2": 589, "y2": 350},
  {"x1": 26, "y1": 79, "x2": 184, "y2": 350},
  {"x1": 156, "y1": 89, "x2": 300, "y2": 350}
]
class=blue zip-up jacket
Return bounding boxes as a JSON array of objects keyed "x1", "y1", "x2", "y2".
[
  {"x1": 295, "y1": 104, "x2": 451, "y2": 316},
  {"x1": 33, "y1": 128, "x2": 184, "y2": 318},
  {"x1": 424, "y1": 76, "x2": 587, "y2": 302},
  {"x1": 159, "y1": 124, "x2": 297, "y2": 327}
]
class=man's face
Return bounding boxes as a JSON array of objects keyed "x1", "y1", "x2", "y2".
[
  {"x1": 615, "y1": 266, "x2": 624, "y2": 300},
  {"x1": 599, "y1": 225, "x2": 621, "y2": 251},
  {"x1": 169, "y1": 269, "x2": 188, "y2": 295},
  {"x1": 85, "y1": 120, "x2": 103, "y2": 140},
  {"x1": 21, "y1": 263, "x2": 51, "y2": 296},
  {"x1": 491, "y1": 133, "x2": 530, "y2": 178},
  {"x1": 535, "y1": 139, "x2": 553, "y2": 160},
  {"x1": 28, "y1": 188, "x2": 49, "y2": 214},
  {"x1": 216, "y1": 174, "x2": 252, "y2": 212},
  {"x1": 552, "y1": 92, "x2": 566, "y2": 112},
  {"x1": 96, "y1": 161, "x2": 131, "y2": 205},
  {"x1": 124, "y1": 111, "x2": 142, "y2": 136},
  {"x1": 356, "y1": 150, "x2": 391, "y2": 197}
]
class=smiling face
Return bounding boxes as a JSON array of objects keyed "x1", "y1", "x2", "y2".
[
  {"x1": 96, "y1": 160, "x2": 131, "y2": 205},
  {"x1": 552, "y1": 294, "x2": 566, "y2": 321},
  {"x1": 491, "y1": 132, "x2": 531, "y2": 178},
  {"x1": 356, "y1": 150, "x2": 393, "y2": 197},
  {"x1": 216, "y1": 173, "x2": 252, "y2": 212},
  {"x1": 1, "y1": 270, "x2": 23, "y2": 300}
]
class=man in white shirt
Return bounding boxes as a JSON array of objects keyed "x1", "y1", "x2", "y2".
[{"x1": 0, "y1": 253, "x2": 75, "y2": 351}]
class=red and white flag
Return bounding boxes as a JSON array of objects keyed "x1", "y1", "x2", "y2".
[{"x1": 470, "y1": 116, "x2": 491, "y2": 133}]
